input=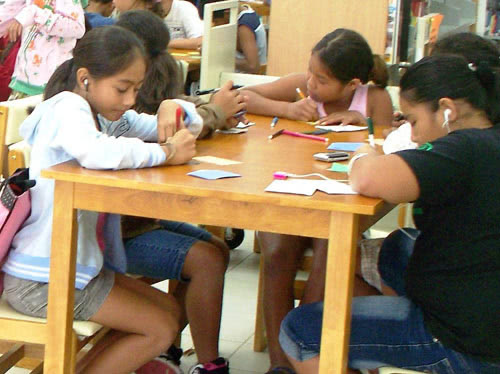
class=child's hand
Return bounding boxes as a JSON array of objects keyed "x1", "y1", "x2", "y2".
[
  {"x1": 210, "y1": 80, "x2": 247, "y2": 119},
  {"x1": 392, "y1": 111, "x2": 406, "y2": 128},
  {"x1": 316, "y1": 110, "x2": 366, "y2": 126},
  {"x1": 7, "y1": 20, "x2": 22, "y2": 42},
  {"x1": 285, "y1": 98, "x2": 318, "y2": 121},
  {"x1": 157, "y1": 100, "x2": 184, "y2": 142},
  {"x1": 162, "y1": 129, "x2": 196, "y2": 165}
]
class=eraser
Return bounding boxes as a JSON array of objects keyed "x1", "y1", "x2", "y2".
[{"x1": 273, "y1": 171, "x2": 288, "y2": 180}]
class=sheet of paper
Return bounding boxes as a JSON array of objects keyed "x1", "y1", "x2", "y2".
[
  {"x1": 265, "y1": 179, "x2": 318, "y2": 196},
  {"x1": 327, "y1": 142, "x2": 364, "y2": 152},
  {"x1": 316, "y1": 125, "x2": 368, "y2": 132},
  {"x1": 328, "y1": 163, "x2": 349, "y2": 173},
  {"x1": 187, "y1": 170, "x2": 241, "y2": 180},
  {"x1": 193, "y1": 156, "x2": 242, "y2": 166},
  {"x1": 236, "y1": 121, "x2": 256, "y2": 129},
  {"x1": 315, "y1": 180, "x2": 357, "y2": 195}
]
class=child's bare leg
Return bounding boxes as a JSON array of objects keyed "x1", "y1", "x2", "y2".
[
  {"x1": 259, "y1": 232, "x2": 309, "y2": 370},
  {"x1": 83, "y1": 274, "x2": 181, "y2": 374},
  {"x1": 300, "y1": 238, "x2": 327, "y2": 305},
  {"x1": 174, "y1": 241, "x2": 229, "y2": 363}
]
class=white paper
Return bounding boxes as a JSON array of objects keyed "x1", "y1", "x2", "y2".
[
  {"x1": 382, "y1": 122, "x2": 417, "y2": 154},
  {"x1": 315, "y1": 125, "x2": 368, "y2": 132},
  {"x1": 193, "y1": 156, "x2": 242, "y2": 165},
  {"x1": 265, "y1": 179, "x2": 357, "y2": 196},
  {"x1": 216, "y1": 128, "x2": 248, "y2": 134},
  {"x1": 315, "y1": 180, "x2": 357, "y2": 195},
  {"x1": 265, "y1": 180, "x2": 318, "y2": 196},
  {"x1": 236, "y1": 121, "x2": 256, "y2": 129}
]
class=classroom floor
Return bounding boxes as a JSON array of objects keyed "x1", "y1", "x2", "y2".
[{"x1": 8, "y1": 230, "x2": 276, "y2": 374}]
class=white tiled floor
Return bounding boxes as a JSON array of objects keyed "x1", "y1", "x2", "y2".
[{"x1": 8, "y1": 230, "x2": 271, "y2": 373}]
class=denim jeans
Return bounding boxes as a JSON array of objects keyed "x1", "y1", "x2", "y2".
[{"x1": 279, "y1": 229, "x2": 500, "y2": 373}]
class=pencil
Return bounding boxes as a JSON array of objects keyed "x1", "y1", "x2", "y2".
[
  {"x1": 195, "y1": 85, "x2": 244, "y2": 96},
  {"x1": 268, "y1": 129, "x2": 284, "y2": 140},
  {"x1": 296, "y1": 87, "x2": 306, "y2": 100}
]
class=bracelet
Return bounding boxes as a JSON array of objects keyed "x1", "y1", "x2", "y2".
[
  {"x1": 161, "y1": 142, "x2": 176, "y2": 163},
  {"x1": 347, "y1": 153, "x2": 369, "y2": 176}
]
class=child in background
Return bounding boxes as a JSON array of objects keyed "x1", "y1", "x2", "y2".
[
  {"x1": 116, "y1": 10, "x2": 238, "y2": 374},
  {"x1": 2, "y1": 26, "x2": 204, "y2": 373},
  {"x1": 113, "y1": 0, "x2": 164, "y2": 18},
  {"x1": 161, "y1": 0, "x2": 202, "y2": 49},
  {"x1": 0, "y1": 0, "x2": 85, "y2": 98},
  {"x1": 84, "y1": 0, "x2": 114, "y2": 27},
  {"x1": 281, "y1": 54, "x2": 500, "y2": 374},
  {"x1": 236, "y1": 3, "x2": 267, "y2": 74},
  {"x1": 241, "y1": 28, "x2": 393, "y2": 374}
]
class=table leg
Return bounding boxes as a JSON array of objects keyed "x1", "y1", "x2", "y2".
[
  {"x1": 319, "y1": 212, "x2": 359, "y2": 374},
  {"x1": 44, "y1": 181, "x2": 78, "y2": 374}
]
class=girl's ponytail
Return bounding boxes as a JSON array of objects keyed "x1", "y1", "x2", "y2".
[
  {"x1": 474, "y1": 62, "x2": 500, "y2": 125},
  {"x1": 369, "y1": 54, "x2": 389, "y2": 88},
  {"x1": 44, "y1": 59, "x2": 77, "y2": 100}
]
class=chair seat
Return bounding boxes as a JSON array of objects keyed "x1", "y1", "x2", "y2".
[{"x1": 0, "y1": 295, "x2": 102, "y2": 337}]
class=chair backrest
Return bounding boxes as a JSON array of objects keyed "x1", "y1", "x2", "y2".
[
  {"x1": 219, "y1": 71, "x2": 279, "y2": 88},
  {"x1": 386, "y1": 86, "x2": 400, "y2": 112},
  {"x1": 177, "y1": 59, "x2": 190, "y2": 86},
  {"x1": 0, "y1": 95, "x2": 43, "y2": 178},
  {"x1": 199, "y1": 0, "x2": 239, "y2": 91}
]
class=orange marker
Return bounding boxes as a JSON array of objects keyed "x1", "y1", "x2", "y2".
[{"x1": 296, "y1": 87, "x2": 306, "y2": 100}]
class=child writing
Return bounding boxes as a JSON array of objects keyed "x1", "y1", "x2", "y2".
[
  {"x1": 242, "y1": 28, "x2": 392, "y2": 126},
  {"x1": 1, "y1": 26, "x2": 202, "y2": 373},
  {"x1": 161, "y1": 0, "x2": 202, "y2": 50},
  {"x1": 0, "y1": 0, "x2": 85, "y2": 98},
  {"x1": 280, "y1": 54, "x2": 500, "y2": 374},
  {"x1": 115, "y1": 10, "x2": 236, "y2": 374},
  {"x1": 241, "y1": 28, "x2": 393, "y2": 374}
]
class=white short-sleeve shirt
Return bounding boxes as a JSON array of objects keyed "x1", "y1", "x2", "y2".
[{"x1": 164, "y1": 0, "x2": 203, "y2": 40}]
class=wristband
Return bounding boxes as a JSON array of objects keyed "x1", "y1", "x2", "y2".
[{"x1": 347, "y1": 153, "x2": 369, "y2": 176}]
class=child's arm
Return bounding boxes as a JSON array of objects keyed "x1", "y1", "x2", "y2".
[
  {"x1": 0, "y1": 0, "x2": 26, "y2": 37},
  {"x1": 168, "y1": 36, "x2": 202, "y2": 50},
  {"x1": 367, "y1": 86, "x2": 394, "y2": 128},
  {"x1": 241, "y1": 73, "x2": 318, "y2": 121},
  {"x1": 14, "y1": 0, "x2": 85, "y2": 39},
  {"x1": 236, "y1": 24, "x2": 260, "y2": 74}
]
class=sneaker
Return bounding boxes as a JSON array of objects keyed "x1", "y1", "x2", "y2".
[
  {"x1": 135, "y1": 354, "x2": 183, "y2": 374},
  {"x1": 188, "y1": 357, "x2": 229, "y2": 374}
]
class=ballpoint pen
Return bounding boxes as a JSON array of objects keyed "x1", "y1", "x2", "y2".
[{"x1": 270, "y1": 116, "x2": 279, "y2": 128}]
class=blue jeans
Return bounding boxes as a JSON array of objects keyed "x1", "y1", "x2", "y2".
[
  {"x1": 279, "y1": 229, "x2": 500, "y2": 373},
  {"x1": 123, "y1": 220, "x2": 212, "y2": 280}
]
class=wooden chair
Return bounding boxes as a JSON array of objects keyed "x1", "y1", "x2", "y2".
[
  {"x1": 0, "y1": 95, "x2": 42, "y2": 179},
  {"x1": 199, "y1": 0, "x2": 239, "y2": 93},
  {"x1": 0, "y1": 293, "x2": 109, "y2": 373}
]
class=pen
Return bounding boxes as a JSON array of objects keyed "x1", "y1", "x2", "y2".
[
  {"x1": 270, "y1": 116, "x2": 279, "y2": 128},
  {"x1": 296, "y1": 87, "x2": 306, "y2": 100},
  {"x1": 233, "y1": 109, "x2": 247, "y2": 118},
  {"x1": 195, "y1": 84, "x2": 244, "y2": 96},
  {"x1": 367, "y1": 117, "x2": 375, "y2": 148},
  {"x1": 268, "y1": 129, "x2": 284, "y2": 140},
  {"x1": 176, "y1": 106, "x2": 182, "y2": 130},
  {"x1": 282, "y1": 129, "x2": 328, "y2": 142}
]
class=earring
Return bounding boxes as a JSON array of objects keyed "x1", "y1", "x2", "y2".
[
  {"x1": 442, "y1": 109, "x2": 451, "y2": 133},
  {"x1": 83, "y1": 78, "x2": 89, "y2": 91}
]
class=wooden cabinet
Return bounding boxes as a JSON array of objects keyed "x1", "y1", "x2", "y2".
[{"x1": 266, "y1": 0, "x2": 389, "y2": 76}]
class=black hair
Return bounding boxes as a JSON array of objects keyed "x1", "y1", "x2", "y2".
[
  {"x1": 89, "y1": 0, "x2": 113, "y2": 4},
  {"x1": 44, "y1": 26, "x2": 147, "y2": 100},
  {"x1": 400, "y1": 55, "x2": 500, "y2": 125},
  {"x1": 116, "y1": 10, "x2": 182, "y2": 114},
  {"x1": 432, "y1": 32, "x2": 500, "y2": 71},
  {"x1": 312, "y1": 28, "x2": 388, "y2": 88}
]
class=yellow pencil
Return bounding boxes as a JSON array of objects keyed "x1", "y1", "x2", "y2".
[{"x1": 296, "y1": 87, "x2": 306, "y2": 100}]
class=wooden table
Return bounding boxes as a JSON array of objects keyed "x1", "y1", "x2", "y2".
[
  {"x1": 41, "y1": 115, "x2": 392, "y2": 373},
  {"x1": 168, "y1": 48, "x2": 201, "y2": 72}
]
